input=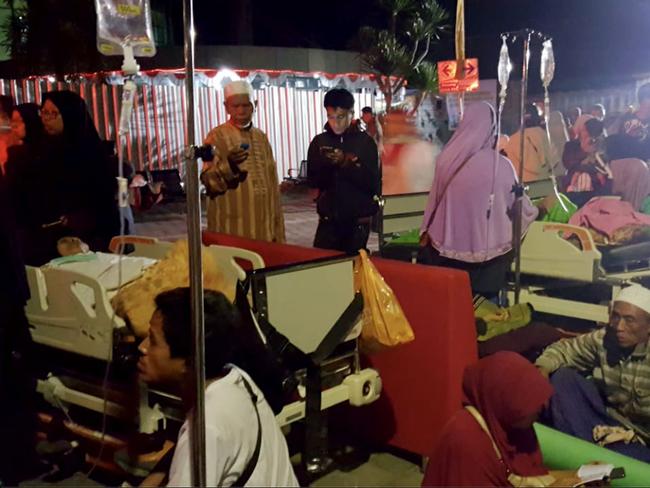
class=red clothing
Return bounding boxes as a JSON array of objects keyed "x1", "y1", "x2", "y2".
[
  {"x1": 422, "y1": 409, "x2": 509, "y2": 487},
  {"x1": 0, "y1": 137, "x2": 8, "y2": 174},
  {"x1": 423, "y1": 352, "x2": 553, "y2": 487}
]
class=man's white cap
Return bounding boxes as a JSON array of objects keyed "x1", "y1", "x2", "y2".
[
  {"x1": 615, "y1": 284, "x2": 650, "y2": 315},
  {"x1": 224, "y1": 80, "x2": 254, "y2": 100}
]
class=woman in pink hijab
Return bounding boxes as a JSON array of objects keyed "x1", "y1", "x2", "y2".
[
  {"x1": 611, "y1": 159, "x2": 650, "y2": 211},
  {"x1": 419, "y1": 102, "x2": 538, "y2": 298}
]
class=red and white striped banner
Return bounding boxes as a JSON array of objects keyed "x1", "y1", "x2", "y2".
[{"x1": 0, "y1": 76, "x2": 376, "y2": 180}]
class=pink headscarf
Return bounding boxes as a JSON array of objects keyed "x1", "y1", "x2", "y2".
[
  {"x1": 421, "y1": 102, "x2": 538, "y2": 263},
  {"x1": 611, "y1": 158, "x2": 650, "y2": 211}
]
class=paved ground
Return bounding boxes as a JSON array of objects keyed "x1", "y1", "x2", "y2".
[
  {"x1": 19, "y1": 452, "x2": 423, "y2": 487},
  {"x1": 133, "y1": 187, "x2": 379, "y2": 251},
  {"x1": 310, "y1": 452, "x2": 423, "y2": 487}
]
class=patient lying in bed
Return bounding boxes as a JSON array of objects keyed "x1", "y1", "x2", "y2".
[
  {"x1": 39, "y1": 238, "x2": 233, "y2": 338},
  {"x1": 47, "y1": 238, "x2": 158, "y2": 292}
]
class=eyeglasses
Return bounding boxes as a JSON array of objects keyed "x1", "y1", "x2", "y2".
[{"x1": 41, "y1": 110, "x2": 61, "y2": 120}]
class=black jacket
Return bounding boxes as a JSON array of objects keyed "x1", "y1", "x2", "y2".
[
  {"x1": 307, "y1": 124, "x2": 379, "y2": 220},
  {"x1": 0, "y1": 171, "x2": 29, "y2": 311}
]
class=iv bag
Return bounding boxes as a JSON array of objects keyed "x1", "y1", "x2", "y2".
[
  {"x1": 541, "y1": 40, "x2": 555, "y2": 89},
  {"x1": 95, "y1": 0, "x2": 156, "y2": 57}
]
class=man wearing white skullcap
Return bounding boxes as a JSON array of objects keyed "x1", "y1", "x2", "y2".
[
  {"x1": 200, "y1": 79, "x2": 285, "y2": 242},
  {"x1": 535, "y1": 284, "x2": 650, "y2": 461}
]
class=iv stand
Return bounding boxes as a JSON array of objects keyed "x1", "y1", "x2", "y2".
[
  {"x1": 182, "y1": 0, "x2": 207, "y2": 485},
  {"x1": 512, "y1": 30, "x2": 531, "y2": 305},
  {"x1": 502, "y1": 29, "x2": 550, "y2": 304}
]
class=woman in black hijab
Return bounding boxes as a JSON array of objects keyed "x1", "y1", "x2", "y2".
[
  {"x1": 10, "y1": 103, "x2": 43, "y2": 146},
  {"x1": 13, "y1": 90, "x2": 119, "y2": 264}
]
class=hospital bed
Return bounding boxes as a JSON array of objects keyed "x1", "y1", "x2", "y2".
[
  {"x1": 24, "y1": 236, "x2": 381, "y2": 465},
  {"x1": 509, "y1": 221, "x2": 650, "y2": 323}
]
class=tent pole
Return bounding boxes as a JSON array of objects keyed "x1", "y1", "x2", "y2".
[{"x1": 182, "y1": 0, "x2": 207, "y2": 486}]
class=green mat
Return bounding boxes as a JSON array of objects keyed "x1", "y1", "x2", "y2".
[
  {"x1": 535, "y1": 423, "x2": 650, "y2": 486},
  {"x1": 385, "y1": 228, "x2": 420, "y2": 246}
]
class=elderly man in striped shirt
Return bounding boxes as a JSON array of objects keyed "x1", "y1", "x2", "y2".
[
  {"x1": 536, "y1": 285, "x2": 650, "y2": 462},
  {"x1": 201, "y1": 80, "x2": 285, "y2": 243}
]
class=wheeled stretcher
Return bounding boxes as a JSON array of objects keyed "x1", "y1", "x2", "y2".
[
  {"x1": 509, "y1": 221, "x2": 650, "y2": 323},
  {"x1": 24, "y1": 237, "x2": 381, "y2": 442}
]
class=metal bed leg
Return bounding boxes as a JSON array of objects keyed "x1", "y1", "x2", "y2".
[{"x1": 303, "y1": 363, "x2": 332, "y2": 475}]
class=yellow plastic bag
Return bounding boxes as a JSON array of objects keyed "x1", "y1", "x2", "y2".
[{"x1": 354, "y1": 249, "x2": 415, "y2": 353}]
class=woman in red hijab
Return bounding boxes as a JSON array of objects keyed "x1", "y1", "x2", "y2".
[{"x1": 423, "y1": 352, "x2": 557, "y2": 487}]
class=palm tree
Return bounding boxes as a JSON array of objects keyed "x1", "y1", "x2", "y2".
[
  {"x1": 359, "y1": 0, "x2": 448, "y2": 113},
  {"x1": 1, "y1": 0, "x2": 108, "y2": 78},
  {"x1": 1, "y1": 0, "x2": 28, "y2": 61}
]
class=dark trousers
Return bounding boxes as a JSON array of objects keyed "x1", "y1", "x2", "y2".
[
  {"x1": 313, "y1": 218, "x2": 371, "y2": 254},
  {"x1": 417, "y1": 245, "x2": 513, "y2": 299},
  {"x1": 548, "y1": 368, "x2": 650, "y2": 462},
  {"x1": 0, "y1": 303, "x2": 40, "y2": 484}
]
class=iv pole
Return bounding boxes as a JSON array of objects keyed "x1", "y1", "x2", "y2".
[
  {"x1": 512, "y1": 30, "x2": 531, "y2": 305},
  {"x1": 502, "y1": 29, "x2": 551, "y2": 304},
  {"x1": 182, "y1": 0, "x2": 207, "y2": 485}
]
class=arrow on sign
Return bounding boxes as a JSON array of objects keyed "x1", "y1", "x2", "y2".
[
  {"x1": 442, "y1": 63, "x2": 453, "y2": 77},
  {"x1": 465, "y1": 62, "x2": 476, "y2": 76}
]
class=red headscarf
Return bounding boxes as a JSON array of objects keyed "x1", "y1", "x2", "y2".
[
  {"x1": 423, "y1": 352, "x2": 553, "y2": 487},
  {"x1": 463, "y1": 351, "x2": 553, "y2": 476}
]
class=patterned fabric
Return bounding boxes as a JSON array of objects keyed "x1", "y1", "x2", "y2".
[
  {"x1": 536, "y1": 328, "x2": 650, "y2": 442},
  {"x1": 624, "y1": 114, "x2": 650, "y2": 142},
  {"x1": 567, "y1": 172, "x2": 595, "y2": 192},
  {"x1": 203, "y1": 122, "x2": 285, "y2": 243}
]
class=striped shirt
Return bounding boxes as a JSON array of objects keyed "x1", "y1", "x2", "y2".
[
  {"x1": 203, "y1": 122, "x2": 285, "y2": 243},
  {"x1": 536, "y1": 328, "x2": 650, "y2": 442}
]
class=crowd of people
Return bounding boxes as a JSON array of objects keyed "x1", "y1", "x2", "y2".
[
  {"x1": 417, "y1": 84, "x2": 650, "y2": 485},
  {"x1": 0, "y1": 90, "x2": 125, "y2": 484},
  {"x1": 3, "y1": 74, "x2": 650, "y2": 487}
]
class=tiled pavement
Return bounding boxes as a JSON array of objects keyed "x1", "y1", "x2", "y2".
[{"x1": 133, "y1": 188, "x2": 379, "y2": 251}]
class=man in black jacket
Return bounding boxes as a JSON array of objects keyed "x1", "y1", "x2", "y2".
[{"x1": 307, "y1": 89, "x2": 379, "y2": 253}]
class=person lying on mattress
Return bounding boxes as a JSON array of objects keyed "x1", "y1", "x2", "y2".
[
  {"x1": 46, "y1": 237, "x2": 157, "y2": 291},
  {"x1": 536, "y1": 284, "x2": 650, "y2": 462},
  {"x1": 422, "y1": 352, "x2": 587, "y2": 487},
  {"x1": 137, "y1": 288, "x2": 299, "y2": 488}
]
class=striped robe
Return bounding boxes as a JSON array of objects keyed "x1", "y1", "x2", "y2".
[{"x1": 203, "y1": 122, "x2": 285, "y2": 243}]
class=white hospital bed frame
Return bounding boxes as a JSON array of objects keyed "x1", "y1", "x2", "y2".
[
  {"x1": 25, "y1": 236, "x2": 380, "y2": 433},
  {"x1": 508, "y1": 221, "x2": 650, "y2": 323}
]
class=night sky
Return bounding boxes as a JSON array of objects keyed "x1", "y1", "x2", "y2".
[{"x1": 186, "y1": 0, "x2": 650, "y2": 91}]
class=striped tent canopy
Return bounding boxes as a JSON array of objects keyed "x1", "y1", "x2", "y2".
[{"x1": 0, "y1": 68, "x2": 379, "y2": 179}]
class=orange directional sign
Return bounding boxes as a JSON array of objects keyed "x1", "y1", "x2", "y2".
[{"x1": 438, "y1": 58, "x2": 480, "y2": 94}]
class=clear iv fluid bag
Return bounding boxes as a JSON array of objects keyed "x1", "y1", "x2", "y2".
[{"x1": 95, "y1": 0, "x2": 156, "y2": 57}]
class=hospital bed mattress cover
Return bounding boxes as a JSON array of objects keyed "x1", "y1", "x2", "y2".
[
  {"x1": 42, "y1": 252, "x2": 157, "y2": 315},
  {"x1": 46, "y1": 252, "x2": 157, "y2": 290}
]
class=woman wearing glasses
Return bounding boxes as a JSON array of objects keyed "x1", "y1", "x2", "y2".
[{"x1": 9, "y1": 91, "x2": 118, "y2": 265}]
